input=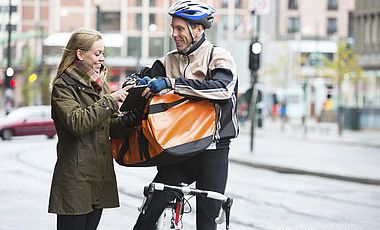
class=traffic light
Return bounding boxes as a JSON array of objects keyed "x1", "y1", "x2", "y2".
[
  {"x1": 9, "y1": 79, "x2": 16, "y2": 88},
  {"x1": 249, "y1": 40, "x2": 262, "y2": 71},
  {"x1": 4, "y1": 67, "x2": 14, "y2": 89}
]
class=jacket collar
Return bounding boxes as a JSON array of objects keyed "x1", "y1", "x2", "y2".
[{"x1": 184, "y1": 34, "x2": 206, "y2": 55}]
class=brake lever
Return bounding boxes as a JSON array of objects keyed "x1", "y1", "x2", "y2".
[
  {"x1": 138, "y1": 184, "x2": 155, "y2": 214},
  {"x1": 215, "y1": 197, "x2": 233, "y2": 229}
]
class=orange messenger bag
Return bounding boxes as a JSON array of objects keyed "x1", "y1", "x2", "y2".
[{"x1": 111, "y1": 91, "x2": 216, "y2": 167}]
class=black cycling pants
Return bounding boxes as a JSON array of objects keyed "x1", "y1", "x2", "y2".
[
  {"x1": 57, "y1": 209, "x2": 103, "y2": 230},
  {"x1": 133, "y1": 147, "x2": 229, "y2": 230}
]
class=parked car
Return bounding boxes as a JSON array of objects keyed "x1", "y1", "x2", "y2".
[{"x1": 0, "y1": 106, "x2": 56, "y2": 140}]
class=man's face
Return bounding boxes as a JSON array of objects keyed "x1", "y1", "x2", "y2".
[{"x1": 170, "y1": 17, "x2": 193, "y2": 52}]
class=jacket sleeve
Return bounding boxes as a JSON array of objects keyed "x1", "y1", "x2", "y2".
[{"x1": 51, "y1": 82, "x2": 119, "y2": 137}]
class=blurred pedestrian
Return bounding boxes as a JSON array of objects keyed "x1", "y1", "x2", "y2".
[
  {"x1": 271, "y1": 93, "x2": 279, "y2": 119},
  {"x1": 280, "y1": 100, "x2": 287, "y2": 130},
  {"x1": 48, "y1": 27, "x2": 137, "y2": 230}
]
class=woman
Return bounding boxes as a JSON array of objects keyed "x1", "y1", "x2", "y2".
[{"x1": 48, "y1": 28, "x2": 131, "y2": 230}]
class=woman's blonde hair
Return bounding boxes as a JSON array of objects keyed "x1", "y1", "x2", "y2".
[{"x1": 54, "y1": 28, "x2": 102, "y2": 81}]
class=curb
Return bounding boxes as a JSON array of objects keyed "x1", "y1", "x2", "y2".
[
  {"x1": 247, "y1": 129, "x2": 380, "y2": 149},
  {"x1": 230, "y1": 158, "x2": 380, "y2": 186}
]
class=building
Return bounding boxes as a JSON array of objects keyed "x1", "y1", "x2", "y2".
[
  {"x1": 42, "y1": 0, "x2": 253, "y2": 90},
  {"x1": 0, "y1": 0, "x2": 253, "y2": 107},
  {"x1": 258, "y1": 0, "x2": 355, "y2": 121},
  {"x1": 351, "y1": 0, "x2": 380, "y2": 129}
]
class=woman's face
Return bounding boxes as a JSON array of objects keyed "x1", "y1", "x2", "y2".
[{"x1": 78, "y1": 39, "x2": 105, "y2": 73}]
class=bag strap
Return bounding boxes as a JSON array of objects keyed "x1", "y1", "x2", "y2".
[
  {"x1": 148, "y1": 97, "x2": 188, "y2": 114},
  {"x1": 206, "y1": 45, "x2": 215, "y2": 80}
]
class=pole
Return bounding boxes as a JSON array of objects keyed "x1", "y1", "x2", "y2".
[
  {"x1": 250, "y1": 71, "x2": 258, "y2": 153},
  {"x1": 96, "y1": 4, "x2": 101, "y2": 31},
  {"x1": 6, "y1": 0, "x2": 12, "y2": 71},
  {"x1": 249, "y1": 10, "x2": 260, "y2": 153},
  {"x1": 3, "y1": 0, "x2": 13, "y2": 115}
]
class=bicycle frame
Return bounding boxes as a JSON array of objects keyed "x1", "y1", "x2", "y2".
[{"x1": 138, "y1": 182, "x2": 233, "y2": 230}]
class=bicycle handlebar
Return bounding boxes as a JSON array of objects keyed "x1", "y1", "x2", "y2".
[{"x1": 138, "y1": 182, "x2": 233, "y2": 230}]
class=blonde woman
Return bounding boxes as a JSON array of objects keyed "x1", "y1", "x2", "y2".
[{"x1": 48, "y1": 28, "x2": 134, "y2": 230}]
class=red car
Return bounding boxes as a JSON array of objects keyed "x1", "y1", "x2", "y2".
[{"x1": 0, "y1": 106, "x2": 56, "y2": 140}]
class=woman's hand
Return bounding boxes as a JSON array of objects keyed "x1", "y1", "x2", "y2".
[{"x1": 111, "y1": 85, "x2": 133, "y2": 103}]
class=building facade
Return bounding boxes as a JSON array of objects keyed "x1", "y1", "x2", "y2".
[
  {"x1": 351, "y1": 0, "x2": 380, "y2": 128},
  {"x1": 0, "y1": 0, "x2": 253, "y2": 107},
  {"x1": 259, "y1": 0, "x2": 355, "y2": 121}
]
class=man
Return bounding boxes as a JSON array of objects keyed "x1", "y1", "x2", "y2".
[{"x1": 133, "y1": 0, "x2": 239, "y2": 229}]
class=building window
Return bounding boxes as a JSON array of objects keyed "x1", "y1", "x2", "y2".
[
  {"x1": 127, "y1": 36, "x2": 141, "y2": 57},
  {"x1": 287, "y1": 17, "x2": 300, "y2": 33},
  {"x1": 5, "y1": 24, "x2": 17, "y2": 32},
  {"x1": 0, "y1": 5, "x2": 17, "y2": 13},
  {"x1": 327, "y1": 0, "x2": 338, "y2": 10},
  {"x1": 288, "y1": 0, "x2": 298, "y2": 10},
  {"x1": 327, "y1": 17, "x2": 337, "y2": 35},
  {"x1": 221, "y1": 15, "x2": 228, "y2": 30},
  {"x1": 149, "y1": 37, "x2": 164, "y2": 57},
  {"x1": 234, "y1": 15, "x2": 241, "y2": 30},
  {"x1": 149, "y1": 14, "x2": 156, "y2": 25},
  {"x1": 222, "y1": 0, "x2": 228, "y2": 8},
  {"x1": 235, "y1": 0, "x2": 241, "y2": 8},
  {"x1": 348, "y1": 12, "x2": 354, "y2": 38},
  {"x1": 149, "y1": 0, "x2": 156, "y2": 7},
  {"x1": 128, "y1": 0, "x2": 142, "y2": 6},
  {"x1": 10, "y1": 5, "x2": 17, "y2": 13},
  {"x1": 100, "y1": 12, "x2": 120, "y2": 32},
  {"x1": 136, "y1": 13, "x2": 142, "y2": 31}
]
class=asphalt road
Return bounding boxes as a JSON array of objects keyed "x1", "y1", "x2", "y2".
[{"x1": 1, "y1": 136, "x2": 380, "y2": 230}]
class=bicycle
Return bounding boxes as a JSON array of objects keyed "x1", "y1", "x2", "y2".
[{"x1": 137, "y1": 182, "x2": 233, "y2": 230}]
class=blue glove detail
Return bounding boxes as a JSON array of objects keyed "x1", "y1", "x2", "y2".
[
  {"x1": 147, "y1": 78, "x2": 171, "y2": 94},
  {"x1": 137, "y1": 76, "x2": 151, "y2": 86}
]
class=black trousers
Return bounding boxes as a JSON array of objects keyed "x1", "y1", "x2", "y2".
[
  {"x1": 57, "y1": 209, "x2": 103, "y2": 230},
  {"x1": 133, "y1": 147, "x2": 229, "y2": 230}
]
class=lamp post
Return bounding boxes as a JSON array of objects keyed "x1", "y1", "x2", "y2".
[
  {"x1": 94, "y1": 0, "x2": 102, "y2": 31},
  {"x1": 248, "y1": 7, "x2": 262, "y2": 153},
  {"x1": 5, "y1": 0, "x2": 12, "y2": 89},
  {"x1": 248, "y1": 38, "x2": 262, "y2": 153},
  {"x1": 3, "y1": 0, "x2": 14, "y2": 114}
]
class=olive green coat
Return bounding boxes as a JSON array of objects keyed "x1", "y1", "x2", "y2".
[{"x1": 48, "y1": 71, "x2": 122, "y2": 215}]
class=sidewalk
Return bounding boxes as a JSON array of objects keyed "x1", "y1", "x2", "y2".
[{"x1": 229, "y1": 118, "x2": 380, "y2": 185}]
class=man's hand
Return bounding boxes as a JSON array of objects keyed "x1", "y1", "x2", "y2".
[
  {"x1": 147, "y1": 77, "x2": 172, "y2": 94},
  {"x1": 137, "y1": 76, "x2": 151, "y2": 85}
]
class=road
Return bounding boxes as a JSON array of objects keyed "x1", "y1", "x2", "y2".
[{"x1": 1, "y1": 136, "x2": 380, "y2": 230}]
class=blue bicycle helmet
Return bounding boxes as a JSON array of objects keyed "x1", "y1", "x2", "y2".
[{"x1": 168, "y1": 0, "x2": 216, "y2": 29}]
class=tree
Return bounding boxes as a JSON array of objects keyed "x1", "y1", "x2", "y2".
[
  {"x1": 21, "y1": 45, "x2": 35, "y2": 106},
  {"x1": 39, "y1": 67, "x2": 51, "y2": 105},
  {"x1": 322, "y1": 39, "x2": 363, "y2": 135}
]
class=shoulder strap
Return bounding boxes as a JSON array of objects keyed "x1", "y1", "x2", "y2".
[{"x1": 206, "y1": 45, "x2": 215, "y2": 80}]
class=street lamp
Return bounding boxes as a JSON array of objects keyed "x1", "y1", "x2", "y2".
[
  {"x1": 248, "y1": 38, "x2": 263, "y2": 153},
  {"x1": 94, "y1": 0, "x2": 102, "y2": 31}
]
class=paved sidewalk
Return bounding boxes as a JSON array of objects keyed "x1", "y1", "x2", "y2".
[{"x1": 229, "y1": 119, "x2": 380, "y2": 185}]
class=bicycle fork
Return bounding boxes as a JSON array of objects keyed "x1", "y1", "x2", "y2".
[{"x1": 155, "y1": 198, "x2": 184, "y2": 230}]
